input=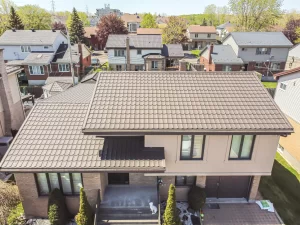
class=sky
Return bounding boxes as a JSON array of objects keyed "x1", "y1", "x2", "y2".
[{"x1": 14, "y1": 0, "x2": 300, "y2": 15}]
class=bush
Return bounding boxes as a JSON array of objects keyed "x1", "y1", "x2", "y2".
[
  {"x1": 7, "y1": 203, "x2": 26, "y2": 225},
  {"x1": 48, "y1": 188, "x2": 70, "y2": 225},
  {"x1": 163, "y1": 184, "x2": 181, "y2": 225},
  {"x1": 188, "y1": 185, "x2": 206, "y2": 211},
  {"x1": 75, "y1": 188, "x2": 94, "y2": 225}
]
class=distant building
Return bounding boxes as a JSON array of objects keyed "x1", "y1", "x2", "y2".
[
  {"x1": 121, "y1": 13, "x2": 142, "y2": 33},
  {"x1": 89, "y1": 4, "x2": 123, "y2": 27}
]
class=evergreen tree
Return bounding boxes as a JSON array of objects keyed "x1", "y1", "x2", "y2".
[
  {"x1": 8, "y1": 6, "x2": 24, "y2": 30},
  {"x1": 69, "y1": 7, "x2": 85, "y2": 43},
  {"x1": 75, "y1": 188, "x2": 94, "y2": 225},
  {"x1": 48, "y1": 188, "x2": 70, "y2": 225},
  {"x1": 163, "y1": 184, "x2": 181, "y2": 225},
  {"x1": 201, "y1": 18, "x2": 207, "y2": 26}
]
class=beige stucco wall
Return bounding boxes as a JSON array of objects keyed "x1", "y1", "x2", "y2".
[{"x1": 145, "y1": 135, "x2": 280, "y2": 175}]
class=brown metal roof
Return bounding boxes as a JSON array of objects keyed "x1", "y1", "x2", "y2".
[
  {"x1": 137, "y1": 28, "x2": 162, "y2": 35},
  {"x1": 83, "y1": 71, "x2": 293, "y2": 134},
  {"x1": 121, "y1": 13, "x2": 142, "y2": 25},
  {"x1": 273, "y1": 67, "x2": 300, "y2": 80},
  {"x1": 84, "y1": 26, "x2": 97, "y2": 38},
  {"x1": 188, "y1": 25, "x2": 216, "y2": 33}
]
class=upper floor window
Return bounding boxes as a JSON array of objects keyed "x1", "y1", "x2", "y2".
[
  {"x1": 175, "y1": 176, "x2": 196, "y2": 186},
  {"x1": 195, "y1": 34, "x2": 198, "y2": 38},
  {"x1": 35, "y1": 173, "x2": 83, "y2": 196},
  {"x1": 241, "y1": 48, "x2": 247, "y2": 51},
  {"x1": 129, "y1": 23, "x2": 137, "y2": 32},
  {"x1": 59, "y1": 64, "x2": 70, "y2": 72},
  {"x1": 280, "y1": 82, "x2": 287, "y2": 90},
  {"x1": 114, "y1": 49, "x2": 125, "y2": 57},
  {"x1": 229, "y1": 135, "x2": 255, "y2": 160},
  {"x1": 207, "y1": 34, "x2": 211, "y2": 38},
  {"x1": 29, "y1": 65, "x2": 44, "y2": 75},
  {"x1": 137, "y1": 49, "x2": 142, "y2": 55},
  {"x1": 180, "y1": 135, "x2": 205, "y2": 160},
  {"x1": 44, "y1": 46, "x2": 50, "y2": 49},
  {"x1": 151, "y1": 61, "x2": 158, "y2": 69},
  {"x1": 21, "y1": 46, "x2": 31, "y2": 53},
  {"x1": 256, "y1": 47, "x2": 271, "y2": 55}
]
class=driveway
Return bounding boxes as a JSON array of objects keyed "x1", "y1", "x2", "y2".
[
  {"x1": 203, "y1": 203, "x2": 282, "y2": 225},
  {"x1": 92, "y1": 50, "x2": 108, "y2": 65}
]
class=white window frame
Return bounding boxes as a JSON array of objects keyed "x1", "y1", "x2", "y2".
[
  {"x1": 256, "y1": 47, "x2": 271, "y2": 55},
  {"x1": 29, "y1": 65, "x2": 44, "y2": 75},
  {"x1": 151, "y1": 61, "x2": 158, "y2": 69},
  {"x1": 21, "y1": 46, "x2": 31, "y2": 53},
  {"x1": 195, "y1": 33, "x2": 198, "y2": 38},
  {"x1": 207, "y1": 33, "x2": 211, "y2": 38},
  {"x1": 271, "y1": 62, "x2": 281, "y2": 70},
  {"x1": 114, "y1": 50, "x2": 125, "y2": 57},
  {"x1": 58, "y1": 64, "x2": 70, "y2": 72},
  {"x1": 280, "y1": 82, "x2": 287, "y2": 90},
  {"x1": 137, "y1": 49, "x2": 142, "y2": 55},
  {"x1": 44, "y1": 46, "x2": 50, "y2": 49}
]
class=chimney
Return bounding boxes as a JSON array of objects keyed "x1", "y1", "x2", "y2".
[
  {"x1": 78, "y1": 42, "x2": 84, "y2": 77},
  {"x1": 126, "y1": 37, "x2": 130, "y2": 71},
  {"x1": 208, "y1": 44, "x2": 214, "y2": 64}
]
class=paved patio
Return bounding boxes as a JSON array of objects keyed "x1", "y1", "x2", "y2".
[{"x1": 203, "y1": 203, "x2": 282, "y2": 225}]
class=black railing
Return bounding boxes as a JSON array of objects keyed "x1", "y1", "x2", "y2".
[{"x1": 94, "y1": 189, "x2": 101, "y2": 225}]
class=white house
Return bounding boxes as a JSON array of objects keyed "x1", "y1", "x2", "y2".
[{"x1": 184, "y1": 25, "x2": 217, "y2": 50}]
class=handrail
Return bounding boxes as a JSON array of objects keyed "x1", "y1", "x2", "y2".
[{"x1": 94, "y1": 189, "x2": 101, "y2": 225}]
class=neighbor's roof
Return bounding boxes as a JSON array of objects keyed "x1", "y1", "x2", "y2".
[
  {"x1": 273, "y1": 67, "x2": 300, "y2": 80},
  {"x1": 83, "y1": 71, "x2": 293, "y2": 134},
  {"x1": 105, "y1": 35, "x2": 162, "y2": 49},
  {"x1": 143, "y1": 54, "x2": 165, "y2": 59},
  {"x1": 216, "y1": 21, "x2": 234, "y2": 29},
  {"x1": 289, "y1": 43, "x2": 300, "y2": 58},
  {"x1": 225, "y1": 32, "x2": 293, "y2": 47},
  {"x1": 6, "y1": 65, "x2": 23, "y2": 75},
  {"x1": 0, "y1": 30, "x2": 65, "y2": 46},
  {"x1": 188, "y1": 25, "x2": 216, "y2": 33},
  {"x1": 81, "y1": 73, "x2": 99, "y2": 83},
  {"x1": 137, "y1": 28, "x2": 162, "y2": 35},
  {"x1": 42, "y1": 81, "x2": 73, "y2": 95},
  {"x1": 121, "y1": 13, "x2": 142, "y2": 24},
  {"x1": 162, "y1": 44, "x2": 184, "y2": 58},
  {"x1": 23, "y1": 52, "x2": 54, "y2": 65},
  {"x1": 84, "y1": 27, "x2": 97, "y2": 38},
  {"x1": 45, "y1": 76, "x2": 74, "y2": 85},
  {"x1": 52, "y1": 43, "x2": 91, "y2": 64}
]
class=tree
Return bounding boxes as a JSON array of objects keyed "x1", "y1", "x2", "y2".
[
  {"x1": 96, "y1": 14, "x2": 128, "y2": 47},
  {"x1": 188, "y1": 186, "x2": 206, "y2": 211},
  {"x1": 7, "y1": 203, "x2": 26, "y2": 225},
  {"x1": 52, "y1": 21, "x2": 67, "y2": 35},
  {"x1": 162, "y1": 16, "x2": 188, "y2": 44},
  {"x1": 8, "y1": 6, "x2": 24, "y2": 30},
  {"x1": 17, "y1": 5, "x2": 52, "y2": 30},
  {"x1": 283, "y1": 18, "x2": 300, "y2": 44},
  {"x1": 47, "y1": 188, "x2": 70, "y2": 225},
  {"x1": 66, "y1": 11, "x2": 90, "y2": 29},
  {"x1": 229, "y1": 0, "x2": 283, "y2": 31},
  {"x1": 204, "y1": 4, "x2": 217, "y2": 25},
  {"x1": 69, "y1": 8, "x2": 85, "y2": 43},
  {"x1": 201, "y1": 18, "x2": 207, "y2": 26},
  {"x1": 163, "y1": 184, "x2": 180, "y2": 225},
  {"x1": 141, "y1": 13, "x2": 158, "y2": 28},
  {"x1": 296, "y1": 28, "x2": 300, "y2": 44},
  {"x1": 0, "y1": 0, "x2": 16, "y2": 35},
  {"x1": 75, "y1": 188, "x2": 94, "y2": 225}
]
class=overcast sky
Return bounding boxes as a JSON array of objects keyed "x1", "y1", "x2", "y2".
[{"x1": 14, "y1": 0, "x2": 300, "y2": 15}]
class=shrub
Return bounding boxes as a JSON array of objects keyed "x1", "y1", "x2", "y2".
[
  {"x1": 7, "y1": 203, "x2": 26, "y2": 225},
  {"x1": 188, "y1": 185, "x2": 206, "y2": 211},
  {"x1": 47, "y1": 188, "x2": 70, "y2": 225},
  {"x1": 163, "y1": 184, "x2": 181, "y2": 225},
  {"x1": 75, "y1": 188, "x2": 94, "y2": 225}
]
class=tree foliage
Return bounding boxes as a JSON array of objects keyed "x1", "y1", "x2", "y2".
[
  {"x1": 69, "y1": 8, "x2": 85, "y2": 43},
  {"x1": 229, "y1": 0, "x2": 283, "y2": 31},
  {"x1": 283, "y1": 18, "x2": 300, "y2": 44},
  {"x1": 67, "y1": 11, "x2": 90, "y2": 29},
  {"x1": 163, "y1": 184, "x2": 181, "y2": 225},
  {"x1": 141, "y1": 13, "x2": 158, "y2": 28},
  {"x1": 0, "y1": 0, "x2": 16, "y2": 35},
  {"x1": 75, "y1": 188, "x2": 94, "y2": 225},
  {"x1": 96, "y1": 14, "x2": 128, "y2": 47},
  {"x1": 52, "y1": 21, "x2": 67, "y2": 35},
  {"x1": 7, "y1": 203, "x2": 26, "y2": 225},
  {"x1": 188, "y1": 186, "x2": 206, "y2": 211},
  {"x1": 8, "y1": 6, "x2": 24, "y2": 30},
  {"x1": 162, "y1": 16, "x2": 188, "y2": 44},
  {"x1": 17, "y1": 5, "x2": 52, "y2": 30}
]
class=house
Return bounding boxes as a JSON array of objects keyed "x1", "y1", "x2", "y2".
[
  {"x1": 121, "y1": 13, "x2": 142, "y2": 33},
  {"x1": 216, "y1": 21, "x2": 234, "y2": 38},
  {"x1": 199, "y1": 44, "x2": 244, "y2": 71},
  {"x1": 285, "y1": 43, "x2": 300, "y2": 70},
  {"x1": 0, "y1": 70, "x2": 293, "y2": 223},
  {"x1": 274, "y1": 67, "x2": 300, "y2": 171},
  {"x1": 162, "y1": 44, "x2": 185, "y2": 70},
  {"x1": 184, "y1": 25, "x2": 217, "y2": 50},
  {"x1": 137, "y1": 28, "x2": 162, "y2": 35},
  {"x1": 84, "y1": 27, "x2": 103, "y2": 50},
  {"x1": 222, "y1": 32, "x2": 293, "y2": 76}
]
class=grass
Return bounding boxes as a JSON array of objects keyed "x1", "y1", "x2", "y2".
[
  {"x1": 262, "y1": 82, "x2": 277, "y2": 88},
  {"x1": 190, "y1": 49, "x2": 201, "y2": 58},
  {"x1": 259, "y1": 153, "x2": 300, "y2": 225}
]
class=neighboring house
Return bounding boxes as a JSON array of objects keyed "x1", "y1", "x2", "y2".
[
  {"x1": 285, "y1": 43, "x2": 300, "y2": 70},
  {"x1": 274, "y1": 67, "x2": 300, "y2": 172},
  {"x1": 121, "y1": 13, "x2": 142, "y2": 33},
  {"x1": 162, "y1": 44, "x2": 185, "y2": 70},
  {"x1": 184, "y1": 25, "x2": 217, "y2": 50},
  {"x1": 199, "y1": 44, "x2": 244, "y2": 71},
  {"x1": 0, "y1": 71, "x2": 293, "y2": 223},
  {"x1": 137, "y1": 28, "x2": 162, "y2": 35},
  {"x1": 222, "y1": 32, "x2": 293, "y2": 76},
  {"x1": 84, "y1": 27, "x2": 103, "y2": 50},
  {"x1": 216, "y1": 21, "x2": 234, "y2": 38}
]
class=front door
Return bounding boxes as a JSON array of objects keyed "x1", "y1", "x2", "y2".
[{"x1": 108, "y1": 173, "x2": 129, "y2": 185}]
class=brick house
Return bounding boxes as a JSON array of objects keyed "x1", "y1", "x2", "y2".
[
  {"x1": 0, "y1": 71, "x2": 293, "y2": 224},
  {"x1": 84, "y1": 27, "x2": 103, "y2": 50}
]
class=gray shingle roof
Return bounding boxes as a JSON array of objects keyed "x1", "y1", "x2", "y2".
[
  {"x1": 0, "y1": 30, "x2": 64, "y2": 46},
  {"x1": 52, "y1": 44, "x2": 80, "y2": 64},
  {"x1": 45, "y1": 77, "x2": 74, "y2": 85},
  {"x1": 205, "y1": 45, "x2": 244, "y2": 64},
  {"x1": 105, "y1": 35, "x2": 162, "y2": 49},
  {"x1": 23, "y1": 52, "x2": 54, "y2": 65},
  {"x1": 227, "y1": 32, "x2": 293, "y2": 47},
  {"x1": 83, "y1": 71, "x2": 293, "y2": 134},
  {"x1": 162, "y1": 44, "x2": 184, "y2": 58}
]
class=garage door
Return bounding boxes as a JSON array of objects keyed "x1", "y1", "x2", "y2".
[{"x1": 205, "y1": 176, "x2": 252, "y2": 198}]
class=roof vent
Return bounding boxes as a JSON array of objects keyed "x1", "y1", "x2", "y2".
[
  {"x1": 12, "y1": 28, "x2": 16, "y2": 32},
  {"x1": 31, "y1": 28, "x2": 36, "y2": 32},
  {"x1": 37, "y1": 54, "x2": 43, "y2": 59}
]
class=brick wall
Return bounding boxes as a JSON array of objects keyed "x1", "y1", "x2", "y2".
[
  {"x1": 249, "y1": 176, "x2": 261, "y2": 201},
  {"x1": 24, "y1": 65, "x2": 49, "y2": 82},
  {"x1": 129, "y1": 173, "x2": 157, "y2": 185}
]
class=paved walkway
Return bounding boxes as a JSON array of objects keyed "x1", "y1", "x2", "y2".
[{"x1": 203, "y1": 203, "x2": 281, "y2": 225}]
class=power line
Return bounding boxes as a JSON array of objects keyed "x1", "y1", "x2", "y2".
[{"x1": 50, "y1": 0, "x2": 55, "y2": 15}]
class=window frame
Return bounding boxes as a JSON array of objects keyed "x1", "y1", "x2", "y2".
[
  {"x1": 207, "y1": 33, "x2": 211, "y2": 38},
  {"x1": 279, "y1": 82, "x2": 287, "y2": 90},
  {"x1": 256, "y1": 47, "x2": 271, "y2": 55},
  {"x1": 21, "y1": 46, "x2": 31, "y2": 53},
  {"x1": 151, "y1": 61, "x2": 158, "y2": 69},
  {"x1": 137, "y1": 49, "x2": 142, "y2": 55},
  {"x1": 180, "y1": 135, "x2": 206, "y2": 160},
  {"x1": 175, "y1": 176, "x2": 196, "y2": 186},
  {"x1": 29, "y1": 65, "x2": 44, "y2": 75},
  {"x1": 228, "y1": 135, "x2": 256, "y2": 160},
  {"x1": 34, "y1": 173, "x2": 83, "y2": 196},
  {"x1": 114, "y1": 50, "x2": 125, "y2": 57},
  {"x1": 116, "y1": 65, "x2": 122, "y2": 71},
  {"x1": 195, "y1": 33, "x2": 198, "y2": 38},
  {"x1": 58, "y1": 64, "x2": 70, "y2": 72}
]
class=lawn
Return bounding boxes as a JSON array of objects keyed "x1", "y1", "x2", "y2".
[
  {"x1": 262, "y1": 82, "x2": 277, "y2": 88},
  {"x1": 190, "y1": 49, "x2": 201, "y2": 58},
  {"x1": 259, "y1": 153, "x2": 300, "y2": 225}
]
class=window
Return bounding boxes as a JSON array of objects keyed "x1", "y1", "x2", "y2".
[
  {"x1": 35, "y1": 173, "x2": 83, "y2": 196},
  {"x1": 44, "y1": 46, "x2": 50, "y2": 49},
  {"x1": 255, "y1": 62, "x2": 262, "y2": 68},
  {"x1": 195, "y1": 34, "x2": 198, "y2": 38},
  {"x1": 280, "y1": 82, "x2": 287, "y2": 90},
  {"x1": 207, "y1": 34, "x2": 211, "y2": 38},
  {"x1": 137, "y1": 49, "x2": 142, "y2": 55},
  {"x1": 242, "y1": 48, "x2": 247, "y2": 51},
  {"x1": 58, "y1": 64, "x2": 70, "y2": 72},
  {"x1": 116, "y1": 65, "x2": 122, "y2": 71},
  {"x1": 21, "y1": 46, "x2": 31, "y2": 52},
  {"x1": 114, "y1": 50, "x2": 125, "y2": 57},
  {"x1": 222, "y1": 65, "x2": 232, "y2": 71},
  {"x1": 135, "y1": 65, "x2": 143, "y2": 71},
  {"x1": 175, "y1": 176, "x2": 196, "y2": 186},
  {"x1": 29, "y1": 66, "x2": 44, "y2": 75},
  {"x1": 151, "y1": 61, "x2": 158, "y2": 69},
  {"x1": 256, "y1": 47, "x2": 271, "y2": 55},
  {"x1": 180, "y1": 135, "x2": 205, "y2": 160},
  {"x1": 229, "y1": 135, "x2": 255, "y2": 160},
  {"x1": 271, "y1": 62, "x2": 281, "y2": 70},
  {"x1": 130, "y1": 23, "x2": 137, "y2": 32}
]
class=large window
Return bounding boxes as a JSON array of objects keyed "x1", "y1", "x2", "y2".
[
  {"x1": 256, "y1": 47, "x2": 271, "y2": 55},
  {"x1": 271, "y1": 62, "x2": 281, "y2": 70},
  {"x1": 195, "y1": 34, "x2": 198, "y2": 38},
  {"x1": 21, "y1": 46, "x2": 31, "y2": 52},
  {"x1": 229, "y1": 135, "x2": 255, "y2": 160},
  {"x1": 175, "y1": 176, "x2": 196, "y2": 186},
  {"x1": 29, "y1": 66, "x2": 44, "y2": 75},
  {"x1": 58, "y1": 64, "x2": 70, "y2": 72},
  {"x1": 35, "y1": 173, "x2": 83, "y2": 196},
  {"x1": 114, "y1": 50, "x2": 125, "y2": 57},
  {"x1": 180, "y1": 135, "x2": 205, "y2": 160},
  {"x1": 151, "y1": 61, "x2": 158, "y2": 69}
]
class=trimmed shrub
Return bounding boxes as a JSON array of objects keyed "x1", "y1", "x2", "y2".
[
  {"x1": 75, "y1": 188, "x2": 94, "y2": 225},
  {"x1": 7, "y1": 203, "x2": 26, "y2": 225},
  {"x1": 163, "y1": 184, "x2": 181, "y2": 225},
  {"x1": 47, "y1": 188, "x2": 70, "y2": 225},
  {"x1": 188, "y1": 185, "x2": 206, "y2": 211}
]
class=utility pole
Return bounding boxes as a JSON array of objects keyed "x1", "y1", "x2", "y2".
[
  {"x1": 66, "y1": 27, "x2": 76, "y2": 86},
  {"x1": 50, "y1": 0, "x2": 55, "y2": 15},
  {"x1": 86, "y1": 5, "x2": 89, "y2": 16}
]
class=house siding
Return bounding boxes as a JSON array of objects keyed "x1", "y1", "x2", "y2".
[{"x1": 222, "y1": 36, "x2": 239, "y2": 55}]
